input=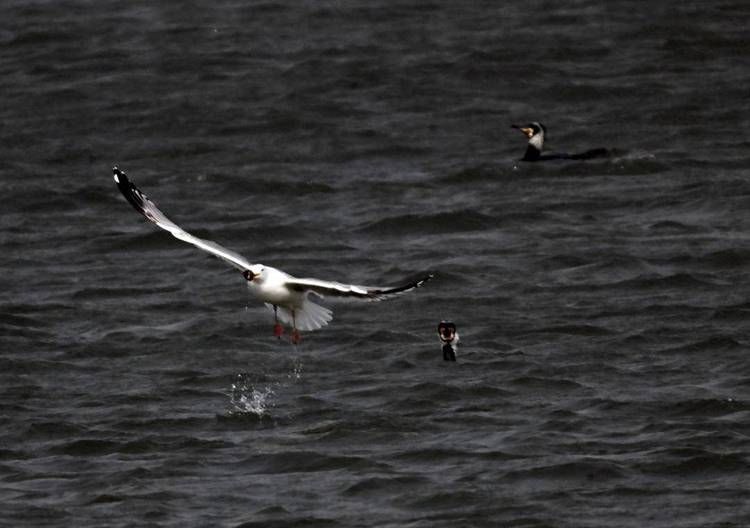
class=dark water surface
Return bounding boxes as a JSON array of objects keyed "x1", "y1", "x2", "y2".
[{"x1": 3, "y1": 1, "x2": 750, "y2": 526}]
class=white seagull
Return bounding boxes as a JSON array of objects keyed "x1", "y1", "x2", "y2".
[{"x1": 112, "y1": 167, "x2": 433, "y2": 343}]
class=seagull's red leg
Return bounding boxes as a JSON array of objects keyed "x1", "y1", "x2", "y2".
[
  {"x1": 291, "y1": 309, "x2": 301, "y2": 344},
  {"x1": 273, "y1": 305, "x2": 283, "y2": 338}
]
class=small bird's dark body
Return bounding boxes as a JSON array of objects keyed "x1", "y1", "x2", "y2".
[
  {"x1": 442, "y1": 343, "x2": 456, "y2": 362},
  {"x1": 438, "y1": 321, "x2": 459, "y2": 362},
  {"x1": 513, "y1": 122, "x2": 610, "y2": 162}
]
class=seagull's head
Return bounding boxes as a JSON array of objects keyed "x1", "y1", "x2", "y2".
[{"x1": 243, "y1": 265, "x2": 265, "y2": 283}]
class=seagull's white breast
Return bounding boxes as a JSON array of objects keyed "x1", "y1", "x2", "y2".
[{"x1": 247, "y1": 267, "x2": 305, "y2": 308}]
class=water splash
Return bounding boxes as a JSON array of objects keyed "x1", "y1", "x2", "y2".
[
  {"x1": 230, "y1": 373, "x2": 275, "y2": 416},
  {"x1": 228, "y1": 358, "x2": 302, "y2": 416},
  {"x1": 288, "y1": 358, "x2": 303, "y2": 381}
]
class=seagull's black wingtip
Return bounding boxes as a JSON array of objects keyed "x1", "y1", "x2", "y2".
[
  {"x1": 112, "y1": 166, "x2": 148, "y2": 216},
  {"x1": 420, "y1": 272, "x2": 435, "y2": 286},
  {"x1": 112, "y1": 166, "x2": 133, "y2": 197},
  {"x1": 377, "y1": 271, "x2": 434, "y2": 297},
  {"x1": 112, "y1": 166, "x2": 127, "y2": 184}
]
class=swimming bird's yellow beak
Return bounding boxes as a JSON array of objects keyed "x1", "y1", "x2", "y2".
[{"x1": 511, "y1": 124, "x2": 535, "y2": 138}]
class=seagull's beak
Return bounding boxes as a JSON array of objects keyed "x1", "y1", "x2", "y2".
[{"x1": 242, "y1": 270, "x2": 257, "y2": 281}]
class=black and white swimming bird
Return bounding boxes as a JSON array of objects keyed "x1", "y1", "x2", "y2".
[
  {"x1": 511, "y1": 122, "x2": 609, "y2": 162},
  {"x1": 438, "y1": 320, "x2": 459, "y2": 362},
  {"x1": 112, "y1": 167, "x2": 433, "y2": 343}
]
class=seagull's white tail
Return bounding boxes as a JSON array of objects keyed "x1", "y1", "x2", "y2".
[{"x1": 266, "y1": 299, "x2": 333, "y2": 332}]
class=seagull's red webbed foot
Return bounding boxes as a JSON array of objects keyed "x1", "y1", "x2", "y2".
[{"x1": 272, "y1": 305, "x2": 284, "y2": 339}]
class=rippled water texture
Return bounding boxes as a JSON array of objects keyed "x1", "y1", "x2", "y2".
[{"x1": 2, "y1": 1, "x2": 750, "y2": 526}]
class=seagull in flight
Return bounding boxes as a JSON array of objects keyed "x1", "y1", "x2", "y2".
[{"x1": 112, "y1": 167, "x2": 433, "y2": 343}]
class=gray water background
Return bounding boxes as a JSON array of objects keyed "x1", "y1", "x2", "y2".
[{"x1": 2, "y1": 1, "x2": 750, "y2": 526}]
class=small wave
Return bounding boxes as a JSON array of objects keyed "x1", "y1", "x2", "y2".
[
  {"x1": 356, "y1": 210, "x2": 495, "y2": 235},
  {"x1": 240, "y1": 451, "x2": 383, "y2": 474},
  {"x1": 659, "y1": 336, "x2": 743, "y2": 355},
  {"x1": 6, "y1": 183, "x2": 116, "y2": 215},
  {"x1": 234, "y1": 514, "x2": 337, "y2": 528},
  {"x1": 614, "y1": 272, "x2": 719, "y2": 290},
  {"x1": 504, "y1": 458, "x2": 626, "y2": 482},
  {"x1": 537, "y1": 254, "x2": 591, "y2": 271},
  {"x1": 666, "y1": 397, "x2": 749, "y2": 418},
  {"x1": 9, "y1": 29, "x2": 79, "y2": 46},
  {"x1": 53, "y1": 439, "x2": 119, "y2": 457},
  {"x1": 711, "y1": 302, "x2": 750, "y2": 321},
  {"x1": 639, "y1": 449, "x2": 749, "y2": 477},
  {"x1": 77, "y1": 318, "x2": 203, "y2": 344},
  {"x1": 24, "y1": 421, "x2": 87, "y2": 439},
  {"x1": 387, "y1": 358, "x2": 417, "y2": 369},
  {"x1": 392, "y1": 447, "x2": 517, "y2": 464},
  {"x1": 699, "y1": 248, "x2": 750, "y2": 269},
  {"x1": 88, "y1": 494, "x2": 123, "y2": 504},
  {"x1": 510, "y1": 376, "x2": 583, "y2": 390},
  {"x1": 227, "y1": 177, "x2": 336, "y2": 196},
  {"x1": 530, "y1": 324, "x2": 613, "y2": 336},
  {"x1": 70, "y1": 284, "x2": 180, "y2": 301},
  {"x1": 648, "y1": 220, "x2": 699, "y2": 233},
  {"x1": 0, "y1": 313, "x2": 50, "y2": 338},
  {"x1": 0, "y1": 448, "x2": 30, "y2": 461},
  {"x1": 437, "y1": 165, "x2": 518, "y2": 184},
  {"x1": 344, "y1": 475, "x2": 428, "y2": 496},
  {"x1": 404, "y1": 489, "x2": 488, "y2": 510}
]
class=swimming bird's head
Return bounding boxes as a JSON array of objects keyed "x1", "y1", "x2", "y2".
[
  {"x1": 512, "y1": 122, "x2": 546, "y2": 140},
  {"x1": 438, "y1": 321, "x2": 457, "y2": 343},
  {"x1": 512, "y1": 122, "x2": 546, "y2": 160}
]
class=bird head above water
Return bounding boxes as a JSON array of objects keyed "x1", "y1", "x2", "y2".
[
  {"x1": 512, "y1": 122, "x2": 546, "y2": 140},
  {"x1": 512, "y1": 122, "x2": 546, "y2": 160},
  {"x1": 438, "y1": 320, "x2": 457, "y2": 344}
]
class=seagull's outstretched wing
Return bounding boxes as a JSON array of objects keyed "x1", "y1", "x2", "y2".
[
  {"x1": 113, "y1": 167, "x2": 255, "y2": 272},
  {"x1": 286, "y1": 272, "x2": 434, "y2": 301}
]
